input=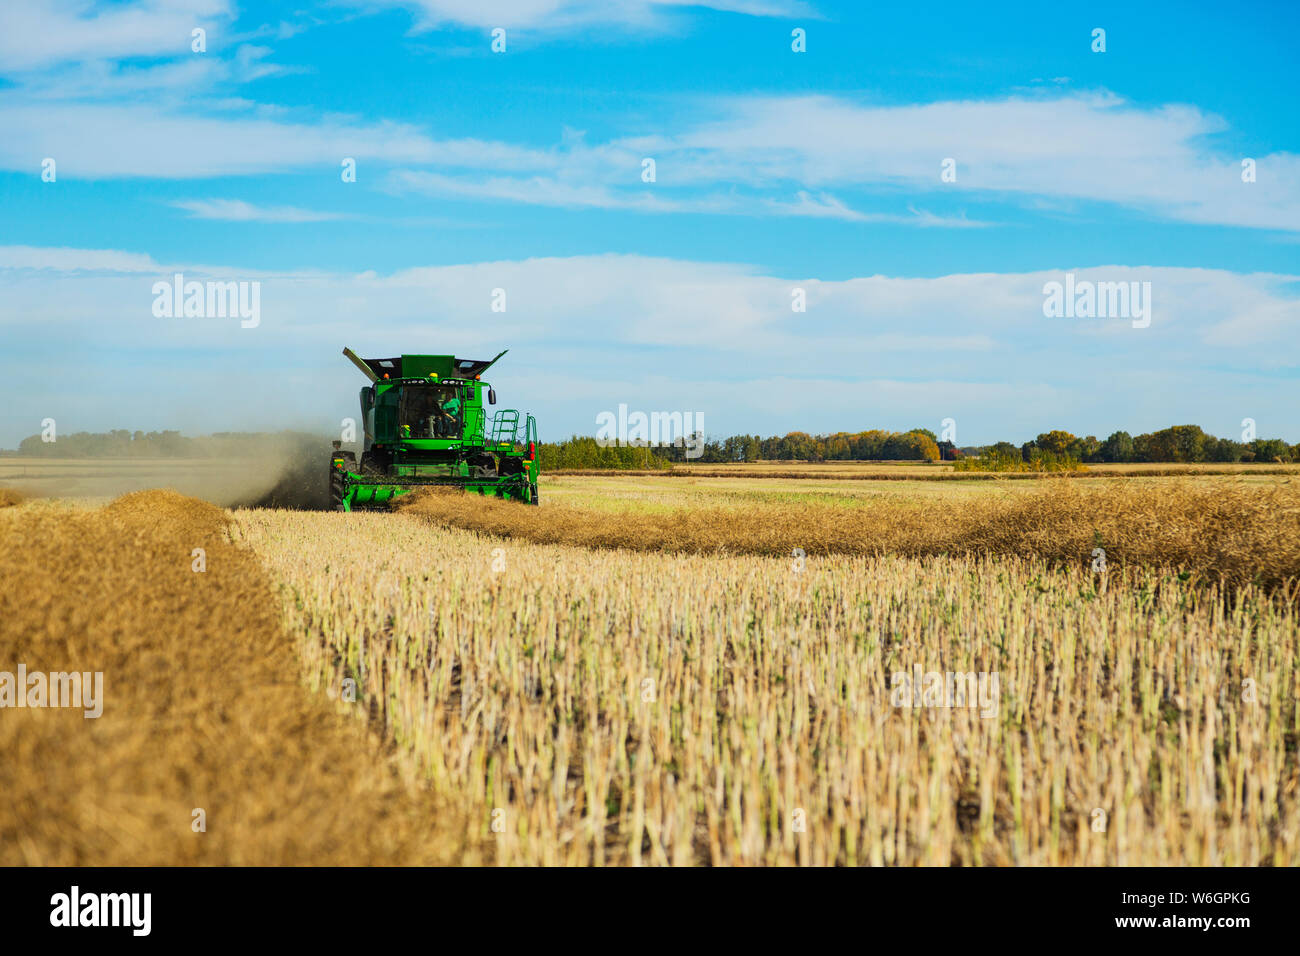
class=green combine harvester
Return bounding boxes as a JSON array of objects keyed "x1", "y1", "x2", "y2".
[{"x1": 330, "y1": 347, "x2": 539, "y2": 511}]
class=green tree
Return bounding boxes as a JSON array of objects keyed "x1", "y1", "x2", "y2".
[
  {"x1": 1252, "y1": 438, "x2": 1292, "y2": 463},
  {"x1": 1169, "y1": 425, "x2": 1209, "y2": 462},
  {"x1": 1098, "y1": 430, "x2": 1135, "y2": 462},
  {"x1": 1075, "y1": 435, "x2": 1101, "y2": 461},
  {"x1": 1208, "y1": 437, "x2": 1245, "y2": 462}
]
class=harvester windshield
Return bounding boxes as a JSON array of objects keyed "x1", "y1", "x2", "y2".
[{"x1": 399, "y1": 384, "x2": 462, "y2": 439}]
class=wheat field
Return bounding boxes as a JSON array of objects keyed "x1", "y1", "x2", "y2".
[
  {"x1": 233, "y1": 475, "x2": 1300, "y2": 865},
  {"x1": 4, "y1": 474, "x2": 1298, "y2": 866}
]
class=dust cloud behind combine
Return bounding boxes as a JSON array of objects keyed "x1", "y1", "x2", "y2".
[
  {"x1": 225, "y1": 433, "x2": 337, "y2": 510},
  {"x1": 0, "y1": 432, "x2": 339, "y2": 510}
]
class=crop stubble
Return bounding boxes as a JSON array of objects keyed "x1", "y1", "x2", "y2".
[{"x1": 235, "y1": 478, "x2": 1300, "y2": 865}]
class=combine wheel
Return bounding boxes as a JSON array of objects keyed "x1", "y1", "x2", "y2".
[{"x1": 467, "y1": 452, "x2": 498, "y2": 478}]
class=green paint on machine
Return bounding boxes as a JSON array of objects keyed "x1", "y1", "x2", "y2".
[{"x1": 331, "y1": 348, "x2": 539, "y2": 510}]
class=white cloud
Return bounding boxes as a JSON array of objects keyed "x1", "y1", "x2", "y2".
[
  {"x1": 0, "y1": 245, "x2": 161, "y2": 272},
  {"x1": 1, "y1": 246, "x2": 1296, "y2": 444},
  {"x1": 357, "y1": 0, "x2": 812, "y2": 32},
  {"x1": 668, "y1": 93, "x2": 1300, "y2": 231},
  {"x1": 0, "y1": 0, "x2": 234, "y2": 72},
  {"x1": 2, "y1": 78, "x2": 1293, "y2": 231},
  {"x1": 391, "y1": 170, "x2": 988, "y2": 226},
  {"x1": 171, "y1": 199, "x2": 348, "y2": 222},
  {"x1": 389, "y1": 169, "x2": 704, "y2": 212},
  {"x1": 14, "y1": 56, "x2": 225, "y2": 100},
  {"x1": 0, "y1": 102, "x2": 445, "y2": 177},
  {"x1": 761, "y1": 192, "x2": 991, "y2": 226}
]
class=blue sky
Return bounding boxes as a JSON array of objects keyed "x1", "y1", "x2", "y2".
[{"x1": 0, "y1": 0, "x2": 1297, "y2": 447}]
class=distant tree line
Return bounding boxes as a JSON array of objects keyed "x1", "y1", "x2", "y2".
[
  {"x1": 8, "y1": 424, "x2": 1297, "y2": 466},
  {"x1": 539, "y1": 429, "x2": 945, "y2": 465},
  {"x1": 976, "y1": 425, "x2": 1298, "y2": 465},
  {"x1": 666, "y1": 429, "x2": 944, "y2": 463},
  {"x1": 545, "y1": 423, "x2": 1299, "y2": 467},
  {"x1": 537, "y1": 436, "x2": 671, "y2": 470}
]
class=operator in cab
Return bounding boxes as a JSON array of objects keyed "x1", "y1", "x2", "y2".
[{"x1": 435, "y1": 391, "x2": 462, "y2": 437}]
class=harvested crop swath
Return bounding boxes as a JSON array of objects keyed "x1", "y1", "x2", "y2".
[
  {"x1": 396, "y1": 480, "x2": 1300, "y2": 595},
  {"x1": 0, "y1": 490, "x2": 475, "y2": 865},
  {"x1": 544, "y1": 464, "x2": 1300, "y2": 480}
]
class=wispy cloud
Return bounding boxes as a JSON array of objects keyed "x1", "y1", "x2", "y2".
[
  {"x1": 0, "y1": 245, "x2": 161, "y2": 272},
  {"x1": 388, "y1": 170, "x2": 695, "y2": 212},
  {"x1": 390, "y1": 171, "x2": 992, "y2": 226},
  {"x1": 762, "y1": 192, "x2": 992, "y2": 226},
  {"x1": 3, "y1": 83, "x2": 1291, "y2": 231},
  {"x1": 0, "y1": 0, "x2": 234, "y2": 72},
  {"x1": 670, "y1": 93, "x2": 1300, "y2": 231},
  {"x1": 0, "y1": 101, "x2": 445, "y2": 177},
  {"x1": 171, "y1": 199, "x2": 348, "y2": 222},
  {"x1": 380, "y1": 91, "x2": 1295, "y2": 230},
  {"x1": 354, "y1": 0, "x2": 815, "y2": 33}
]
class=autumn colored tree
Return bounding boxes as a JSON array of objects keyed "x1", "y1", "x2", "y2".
[{"x1": 1035, "y1": 430, "x2": 1078, "y2": 456}]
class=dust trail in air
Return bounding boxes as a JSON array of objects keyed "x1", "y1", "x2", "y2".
[{"x1": 0, "y1": 433, "x2": 341, "y2": 509}]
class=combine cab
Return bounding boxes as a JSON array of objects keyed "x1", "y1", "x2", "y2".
[{"x1": 330, "y1": 347, "x2": 539, "y2": 511}]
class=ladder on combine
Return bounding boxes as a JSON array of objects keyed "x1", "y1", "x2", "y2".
[{"x1": 490, "y1": 409, "x2": 520, "y2": 444}]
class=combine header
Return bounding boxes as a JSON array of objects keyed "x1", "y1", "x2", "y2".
[{"x1": 330, "y1": 347, "x2": 539, "y2": 510}]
